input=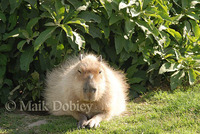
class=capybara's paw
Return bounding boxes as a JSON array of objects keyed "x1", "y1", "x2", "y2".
[
  {"x1": 77, "y1": 118, "x2": 88, "y2": 129},
  {"x1": 86, "y1": 118, "x2": 100, "y2": 128}
]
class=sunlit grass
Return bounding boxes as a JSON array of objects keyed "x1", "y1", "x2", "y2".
[{"x1": 0, "y1": 84, "x2": 199, "y2": 134}]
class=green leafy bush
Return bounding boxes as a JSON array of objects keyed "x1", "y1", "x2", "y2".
[{"x1": 0, "y1": 0, "x2": 199, "y2": 104}]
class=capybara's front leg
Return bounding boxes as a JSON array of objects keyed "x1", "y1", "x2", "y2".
[
  {"x1": 86, "y1": 113, "x2": 111, "y2": 128},
  {"x1": 71, "y1": 112, "x2": 88, "y2": 128},
  {"x1": 77, "y1": 116, "x2": 88, "y2": 129}
]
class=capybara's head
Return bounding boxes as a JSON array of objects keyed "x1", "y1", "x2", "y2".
[{"x1": 73, "y1": 54, "x2": 106, "y2": 102}]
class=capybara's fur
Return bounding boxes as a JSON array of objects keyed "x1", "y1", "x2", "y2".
[{"x1": 44, "y1": 54, "x2": 129, "y2": 128}]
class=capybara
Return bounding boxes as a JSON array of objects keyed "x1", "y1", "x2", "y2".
[{"x1": 44, "y1": 54, "x2": 129, "y2": 128}]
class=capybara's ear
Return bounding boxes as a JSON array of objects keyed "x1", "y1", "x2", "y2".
[
  {"x1": 79, "y1": 53, "x2": 83, "y2": 61},
  {"x1": 98, "y1": 55, "x2": 102, "y2": 62}
]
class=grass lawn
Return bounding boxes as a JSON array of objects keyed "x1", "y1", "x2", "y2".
[{"x1": 0, "y1": 83, "x2": 200, "y2": 134}]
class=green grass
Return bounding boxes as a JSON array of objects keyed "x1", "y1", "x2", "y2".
[{"x1": 0, "y1": 84, "x2": 200, "y2": 134}]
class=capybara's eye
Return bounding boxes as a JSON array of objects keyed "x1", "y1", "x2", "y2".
[
  {"x1": 78, "y1": 70, "x2": 81, "y2": 74},
  {"x1": 99, "y1": 70, "x2": 102, "y2": 74}
]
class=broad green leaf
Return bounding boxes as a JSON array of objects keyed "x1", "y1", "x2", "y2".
[
  {"x1": 32, "y1": 31, "x2": 40, "y2": 38},
  {"x1": 147, "y1": 61, "x2": 160, "y2": 73},
  {"x1": 188, "y1": 69, "x2": 196, "y2": 85},
  {"x1": 68, "y1": 37, "x2": 77, "y2": 51},
  {"x1": 194, "y1": 70, "x2": 200, "y2": 75},
  {"x1": 9, "y1": 0, "x2": 22, "y2": 14},
  {"x1": 166, "y1": 28, "x2": 182, "y2": 44},
  {"x1": 135, "y1": 20, "x2": 159, "y2": 37},
  {"x1": 78, "y1": 11, "x2": 101, "y2": 23},
  {"x1": 0, "y1": 11, "x2": 6, "y2": 23},
  {"x1": 87, "y1": 37, "x2": 99, "y2": 52},
  {"x1": 126, "y1": 65, "x2": 138, "y2": 78},
  {"x1": 98, "y1": 18, "x2": 110, "y2": 39},
  {"x1": 20, "y1": 30, "x2": 29, "y2": 39},
  {"x1": 8, "y1": 12, "x2": 17, "y2": 31},
  {"x1": 105, "y1": 46, "x2": 117, "y2": 62},
  {"x1": 67, "y1": 18, "x2": 88, "y2": 33},
  {"x1": 157, "y1": 11, "x2": 171, "y2": 21},
  {"x1": 171, "y1": 14, "x2": 184, "y2": 22},
  {"x1": 125, "y1": 19, "x2": 135, "y2": 38},
  {"x1": 170, "y1": 70, "x2": 185, "y2": 90},
  {"x1": 132, "y1": 84, "x2": 146, "y2": 93},
  {"x1": 114, "y1": 35, "x2": 125, "y2": 54},
  {"x1": 0, "y1": 54, "x2": 7, "y2": 66},
  {"x1": 181, "y1": 0, "x2": 189, "y2": 8},
  {"x1": 17, "y1": 40, "x2": 26, "y2": 52},
  {"x1": 63, "y1": 9, "x2": 79, "y2": 23},
  {"x1": 61, "y1": 24, "x2": 73, "y2": 40},
  {"x1": 129, "y1": 77, "x2": 144, "y2": 84},
  {"x1": 142, "y1": 0, "x2": 150, "y2": 9},
  {"x1": 55, "y1": 0, "x2": 65, "y2": 15},
  {"x1": 99, "y1": 0, "x2": 112, "y2": 17},
  {"x1": 88, "y1": 24, "x2": 102, "y2": 38},
  {"x1": 1, "y1": 0, "x2": 9, "y2": 12},
  {"x1": 40, "y1": 12, "x2": 53, "y2": 19},
  {"x1": 26, "y1": 17, "x2": 40, "y2": 36},
  {"x1": 3, "y1": 79, "x2": 13, "y2": 87},
  {"x1": 124, "y1": 40, "x2": 137, "y2": 52},
  {"x1": 186, "y1": 12, "x2": 200, "y2": 22},
  {"x1": 67, "y1": 0, "x2": 85, "y2": 10},
  {"x1": 160, "y1": 31, "x2": 171, "y2": 47},
  {"x1": 193, "y1": 55, "x2": 200, "y2": 61},
  {"x1": 159, "y1": 62, "x2": 181, "y2": 74},
  {"x1": 55, "y1": 0, "x2": 65, "y2": 22},
  {"x1": 0, "y1": 44, "x2": 12, "y2": 52},
  {"x1": 3, "y1": 28, "x2": 19, "y2": 40},
  {"x1": 189, "y1": 20, "x2": 200, "y2": 39},
  {"x1": 0, "y1": 66, "x2": 6, "y2": 78},
  {"x1": 145, "y1": 13, "x2": 162, "y2": 20},
  {"x1": 109, "y1": 13, "x2": 123, "y2": 25},
  {"x1": 119, "y1": 50, "x2": 131, "y2": 62},
  {"x1": 157, "y1": 1, "x2": 168, "y2": 13},
  {"x1": 32, "y1": 32, "x2": 39, "y2": 38},
  {"x1": 34, "y1": 27, "x2": 57, "y2": 52},
  {"x1": 141, "y1": 43, "x2": 151, "y2": 64},
  {"x1": 20, "y1": 47, "x2": 34, "y2": 72},
  {"x1": 41, "y1": 4, "x2": 56, "y2": 20}
]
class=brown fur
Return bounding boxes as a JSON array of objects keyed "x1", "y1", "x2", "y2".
[{"x1": 44, "y1": 54, "x2": 129, "y2": 128}]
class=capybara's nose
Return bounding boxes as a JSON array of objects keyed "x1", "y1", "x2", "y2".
[
  {"x1": 83, "y1": 87, "x2": 97, "y2": 93},
  {"x1": 91, "y1": 87, "x2": 97, "y2": 93}
]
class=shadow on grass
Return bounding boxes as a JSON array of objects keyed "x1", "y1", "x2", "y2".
[{"x1": 0, "y1": 108, "x2": 79, "y2": 134}]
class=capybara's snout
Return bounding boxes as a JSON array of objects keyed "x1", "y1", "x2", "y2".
[
  {"x1": 83, "y1": 74, "x2": 98, "y2": 101},
  {"x1": 83, "y1": 82, "x2": 97, "y2": 93},
  {"x1": 83, "y1": 74, "x2": 97, "y2": 93}
]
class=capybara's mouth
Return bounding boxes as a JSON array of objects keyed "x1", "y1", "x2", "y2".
[{"x1": 83, "y1": 93, "x2": 97, "y2": 102}]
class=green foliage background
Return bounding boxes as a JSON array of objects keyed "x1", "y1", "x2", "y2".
[{"x1": 0, "y1": 0, "x2": 199, "y2": 104}]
